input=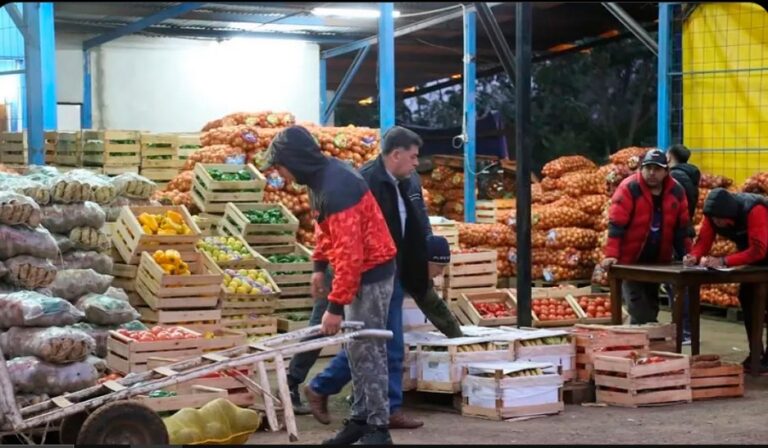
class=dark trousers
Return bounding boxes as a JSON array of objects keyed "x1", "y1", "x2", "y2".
[
  {"x1": 737, "y1": 283, "x2": 768, "y2": 358},
  {"x1": 622, "y1": 280, "x2": 661, "y2": 324}
]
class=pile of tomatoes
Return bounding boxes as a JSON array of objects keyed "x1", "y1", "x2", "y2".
[
  {"x1": 115, "y1": 326, "x2": 200, "y2": 342},
  {"x1": 473, "y1": 302, "x2": 516, "y2": 318},
  {"x1": 576, "y1": 295, "x2": 612, "y2": 318},
  {"x1": 532, "y1": 298, "x2": 578, "y2": 321}
]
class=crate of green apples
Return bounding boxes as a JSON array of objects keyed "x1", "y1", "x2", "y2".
[{"x1": 196, "y1": 235, "x2": 267, "y2": 269}]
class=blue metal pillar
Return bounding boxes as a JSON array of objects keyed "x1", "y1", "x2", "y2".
[
  {"x1": 17, "y1": 59, "x2": 25, "y2": 132},
  {"x1": 319, "y1": 57, "x2": 326, "y2": 125},
  {"x1": 23, "y1": 2, "x2": 57, "y2": 165},
  {"x1": 463, "y1": 9, "x2": 477, "y2": 223},
  {"x1": 378, "y1": 2, "x2": 395, "y2": 133},
  {"x1": 82, "y1": 50, "x2": 92, "y2": 129},
  {"x1": 657, "y1": 3, "x2": 672, "y2": 151}
]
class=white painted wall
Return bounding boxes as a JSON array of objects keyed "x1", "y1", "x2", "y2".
[{"x1": 55, "y1": 33, "x2": 320, "y2": 132}]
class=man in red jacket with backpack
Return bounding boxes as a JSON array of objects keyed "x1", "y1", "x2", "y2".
[{"x1": 602, "y1": 149, "x2": 692, "y2": 324}]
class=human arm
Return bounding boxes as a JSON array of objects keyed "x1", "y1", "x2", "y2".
[{"x1": 723, "y1": 206, "x2": 768, "y2": 267}]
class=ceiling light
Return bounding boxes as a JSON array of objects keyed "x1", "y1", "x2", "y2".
[
  {"x1": 358, "y1": 97, "x2": 374, "y2": 105},
  {"x1": 312, "y1": 7, "x2": 401, "y2": 19}
]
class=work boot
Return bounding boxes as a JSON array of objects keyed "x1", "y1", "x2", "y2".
[
  {"x1": 304, "y1": 384, "x2": 331, "y2": 425},
  {"x1": 355, "y1": 426, "x2": 393, "y2": 445},
  {"x1": 322, "y1": 419, "x2": 370, "y2": 445},
  {"x1": 289, "y1": 383, "x2": 311, "y2": 415},
  {"x1": 388, "y1": 410, "x2": 424, "y2": 429}
]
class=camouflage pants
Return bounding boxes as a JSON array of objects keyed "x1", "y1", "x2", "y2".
[{"x1": 345, "y1": 273, "x2": 394, "y2": 427}]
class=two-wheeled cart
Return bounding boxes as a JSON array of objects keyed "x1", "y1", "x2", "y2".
[{"x1": 0, "y1": 322, "x2": 390, "y2": 444}]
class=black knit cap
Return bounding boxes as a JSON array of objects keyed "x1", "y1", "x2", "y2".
[
  {"x1": 703, "y1": 188, "x2": 740, "y2": 219},
  {"x1": 427, "y1": 235, "x2": 451, "y2": 264}
]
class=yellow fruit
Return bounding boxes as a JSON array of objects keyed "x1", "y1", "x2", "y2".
[
  {"x1": 226, "y1": 286, "x2": 236, "y2": 294},
  {"x1": 166, "y1": 210, "x2": 184, "y2": 225},
  {"x1": 236, "y1": 286, "x2": 249, "y2": 295}
]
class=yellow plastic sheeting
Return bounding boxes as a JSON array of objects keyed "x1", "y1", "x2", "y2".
[
  {"x1": 164, "y1": 398, "x2": 263, "y2": 445},
  {"x1": 683, "y1": 2, "x2": 768, "y2": 184}
]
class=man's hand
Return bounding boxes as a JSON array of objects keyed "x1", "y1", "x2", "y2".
[
  {"x1": 682, "y1": 254, "x2": 697, "y2": 267},
  {"x1": 601, "y1": 257, "x2": 618, "y2": 269},
  {"x1": 321, "y1": 311, "x2": 342, "y2": 335},
  {"x1": 700, "y1": 256, "x2": 725, "y2": 268},
  {"x1": 311, "y1": 272, "x2": 327, "y2": 299}
]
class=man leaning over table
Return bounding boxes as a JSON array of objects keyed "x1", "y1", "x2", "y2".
[
  {"x1": 601, "y1": 149, "x2": 692, "y2": 325},
  {"x1": 683, "y1": 188, "x2": 768, "y2": 374}
]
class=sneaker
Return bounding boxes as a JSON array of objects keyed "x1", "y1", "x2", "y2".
[
  {"x1": 289, "y1": 383, "x2": 311, "y2": 416},
  {"x1": 354, "y1": 427, "x2": 393, "y2": 445},
  {"x1": 681, "y1": 333, "x2": 692, "y2": 346},
  {"x1": 322, "y1": 419, "x2": 370, "y2": 445}
]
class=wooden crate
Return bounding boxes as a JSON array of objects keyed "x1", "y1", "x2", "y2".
[
  {"x1": 460, "y1": 362, "x2": 564, "y2": 420},
  {"x1": 137, "y1": 385, "x2": 228, "y2": 412},
  {"x1": 111, "y1": 262, "x2": 138, "y2": 293},
  {"x1": 594, "y1": 351, "x2": 692, "y2": 407},
  {"x1": 276, "y1": 313, "x2": 312, "y2": 332},
  {"x1": 531, "y1": 296, "x2": 582, "y2": 328},
  {"x1": 82, "y1": 130, "x2": 141, "y2": 167},
  {"x1": 443, "y1": 250, "x2": 498, "y2": 301},
  {"x1": 213, "y1": 265, "x2": 282, "y2": 315},
  {"x1": 200, "y1": 234, "x2": 268, "y2": 269},
  {"x1": 44, "y1": 131, "x2": 56, "y2": 164},
  {"x1": 199, "y1": 327, "x2": 248, "y2": 352},
  {"x1": 457, "y1": 290, "x2": 517, "y2": 326},
  {"x1": 112, "y1": 205, "x2": 201, "y2": 265},
  {"x1": 55, "y1": 131, "x2": 83, "y2": 166},
  {"x1": 0, "y1": 131, "x2": 27, "y2": 164},
  {"x1": 258, "y1": 243, "x2": 313, "y2": 287},
  {"x1": 571, "y1": 325, "x2": 649, "y2": 382},
  {"x1": 566, "y1": 293, "x2": 614, "y2": 325},
  {"x1": 599, "y1": 323, "x2": 677, "y2": 353},
  {"x1": 191, "y1": 163, "x2": 266, "y2": 214},
  {"x1": 137, "y1": 307, "x2": 222, "y2": 334},
  {"x1": 475, "y1": 199, "x2": 515, "y2": 224},
  {"x1": 106, "y1": 326, "x2": 202, "y2": 374},
  {"x1": 416, "y1": 337, "x2": 515, "y2": 394},
  {"x1": 140, "y1": 133, "x2": 183, "y2": 168},
  {"x1": 176, "y1": 133, "x2": 202, "y2": 161},
  {"x1": 690, "y1": 356, "x2": 744, "y2": 400},
  {"x1": 220, "y1": 314, "x2": 278, "y2": 337},
  {"x1": 141, "y1": 168, "x2": 181, "y2": 183},
  {"x1": 513, "y1": 332, "x2": 576, "y2": 382},
  {"x1": 219, "y1": 202, "x2": 299, "y2": 247},
  {"x1": 102, "y1": 165, "x2": 138, "y2": 176},
  {"x1": 430, "y1": 217, "x2": 459, "y2": 251},
  {"x1": 135, "y1": 251, "x2": 222, "y2": 310}
]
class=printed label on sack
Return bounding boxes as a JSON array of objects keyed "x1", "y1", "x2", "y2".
[
  {"x1": 266, "y1": 172, "x2": 286, "y2": 190},
  {"x1": 242, "y1": 131, "x2": 258, "y2": 144},
  {"x1": 225, "y1": 153, "x2": 246, "y2": 165},
  {"x1": 362, "y1": 136, "x2": 376, "y2": 147},
  {"x1": 507, "y1": 248, "x2": 517, "y2": 264},
  {"x1": 547, "y1": 229, "x2": 558, "y2": 243},
  {"x1": 543, "y1": 268, "x2": 554, "y2": 282}
]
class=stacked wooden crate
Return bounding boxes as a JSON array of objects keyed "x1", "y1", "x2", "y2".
[
  {"x1": 689, "y1": 354, "x2": 744, "y2": 400},
  {"x1": 55, "y1": 131, "x2": 83, "y2": 166},
  {"x1": 0, "y1": 131, "x2": 26, "y2": 166},
  {"x1": 219, "y1": 202, "x2": 299, "y2": 248},
  {"x1": 191, "y1": 163, "x2": 266, "y2": 219},
  {"x1": 259, "y1": 243, "x2": 314, "y2": 317},
  {"x1": 176, "y1": 133, "x2": 202, "y2": 163},
  {"x1": 82, "y1": 130, "x2": 141, "y2": 175},
  {"x1": 430, "y1": 217, "x2": 459, "y2": 251},
  {"x1": 452, "y1": 290, "x2": 517, "y2": 327},
  {"x1": 44, "y1": 131, "x2": 56, "y2": 164},
  {"x1": 441, "y1": 249, "x2": 498, "y2": 301},
  {"x1": 140, "y1": 133, "x2": 183, "y2": 187},
  {"x1": 570, "y1": 325, "x2": 649, "y2": 382},
  {"x1": 106, "y1": 326, "x2": 203, "y2": 374},
  {"x1": 475, "y1": 199, "x2": 515, "y2": 224}
]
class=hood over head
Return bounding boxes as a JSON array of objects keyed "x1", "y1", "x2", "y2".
[{"x1": 260, "y1": 126, "x2": 328, "y2": 188}]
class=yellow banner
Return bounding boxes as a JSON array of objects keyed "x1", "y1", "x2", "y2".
[{"x1": 683, "y1": 3, "x2": 768, "y2": 184}]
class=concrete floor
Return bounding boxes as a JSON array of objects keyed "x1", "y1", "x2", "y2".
[{"x1": 249, "y1": 311, "x2": 768, "y2": 445}]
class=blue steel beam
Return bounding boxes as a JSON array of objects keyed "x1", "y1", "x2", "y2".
[
  {"x1": 4, "y1": 4, "x2": 27, "y2": 40},
  {"x1": 323, "y1": 45, "x2": 370, "y2": 125},
  {"x1": 378, "y1": 3, "x2": 395, "y2": 133},
  {"x1": 319, "y1": 58, "x2": 326, "y2": 125},
  {"x1": 82, "y1": 50, "x2": 92, "y2": 129},
  {"x1": 322, "y1": 2, "x2": 504, "y2": 59},
  {"x1": 23, "y1": 2, "x2": 57, "y2": 165},
  {"x1": 82, "y1": 2, "x2": 205, "y2": 50},
  {"x1": 0, "y1": 69, "x2": 24, "y2": 76},
  {"x1": 657, "y1": 3, "x2": 672, "y2": 150},
  {"x1": 463, "y1": 9, "x2": 477, "y2": 223}
]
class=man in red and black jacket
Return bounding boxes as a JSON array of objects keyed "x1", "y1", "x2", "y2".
[
  {"x1": 602, "y1": 149, "x2": 692, "y2": 324},
  {"x1": 261, "y1": 125, "x2": 398, "y2": 445},
  {"x1": 684, "y1": 188, "x2": 768, "y2": 373}
]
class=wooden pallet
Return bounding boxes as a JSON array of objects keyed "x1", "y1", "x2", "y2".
[
  {"x1": 571, "y1": 325, "x2": 649, "y2": 382},
  {"x1": 54, "y1": 131, "x2": 83, "y2": 166},
  {"x1": 134, "y1": 251, "x2": 222, "y2": 310},
  {"x1": 140, "y1": 133, "x2": 184, "y2": 168},
  {"x1": 82, "y1": 130, "x2": 141, "y2": 167},
  {"x1": 475, "y1": 199, "x2": 515, "y2": 224},
  {"x1": 111, "y1": 205, "x2": 201, "y2": 265},
  {"x1": 106, "y1": 326, "x2": 203, "y2": 374},
  {"x1": 594, "y1": 351, "x2": 692, "y2": 407},
  {"x1": 191, "y1": 163, "x2": 266, "y2": 214},
  {"x1": 219, "y1": 202, "x2": 299, "y2": 247},
  {"x1": 690, "y1": 357, "x2": 744, "y2": 400},
  {"x1": 456, "y1": 289, "x2": 517, "y2": 326},
  {"x1": 0, "y1": 131, "x2": 27, "y2": 164}
]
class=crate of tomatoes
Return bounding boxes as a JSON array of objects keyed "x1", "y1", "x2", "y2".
[
  {"x1": 456, "y1": 290, "x2": 517, "y2": 327},
  {"x1": 106, "y1": 325, "x2": 203, "y2": 374},
  {"x1": 567, "y1": 294, "x2": 613, "y2": 324},
  {"x1": 531, "y1": 296, "x2": 581, "y2": 327}
]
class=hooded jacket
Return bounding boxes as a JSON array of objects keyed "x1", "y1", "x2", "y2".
[
  {"x1": 605, "y1": 172, "x2": 692, "y2": 264},
  {"x1": 268, "y1": 126, "x2": 396, "y2": 315},
  {"x1": 669, "y1": 162, "x2": 701, "y2": 224}
]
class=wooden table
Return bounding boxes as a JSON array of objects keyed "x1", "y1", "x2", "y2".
[{"x1": 608, "y1": 263, "x2": 768, "y2": 377}]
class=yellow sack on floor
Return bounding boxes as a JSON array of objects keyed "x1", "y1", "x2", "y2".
[{"x1": 163, "y1": 398, "x2": 263, "y2": 445}]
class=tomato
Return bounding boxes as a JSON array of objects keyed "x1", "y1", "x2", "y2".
[
  {"x1": 587, "y1": 305, "x2": 597, "y2": 313},
  {"x1": 539, "y1": 313, "x2": 549, "y2": 321},
  {"x1": 596, "y1": 305, "x2": 606, "y2": 313}
]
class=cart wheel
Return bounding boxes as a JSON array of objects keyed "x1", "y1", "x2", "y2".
[
  {"x1": 75, "y1": 400, "x2": 168, "y2": 445},
  {"x1": 59, "y1": 411, "x2": 89, "y2": 444}
]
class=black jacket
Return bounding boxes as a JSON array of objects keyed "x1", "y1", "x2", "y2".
[
  {"x1": 359, "y1": 156, "x2": 431, "y2": 299},
  {"x1": 669, "y1": 162, "x2": 701, "y2": 220}
]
